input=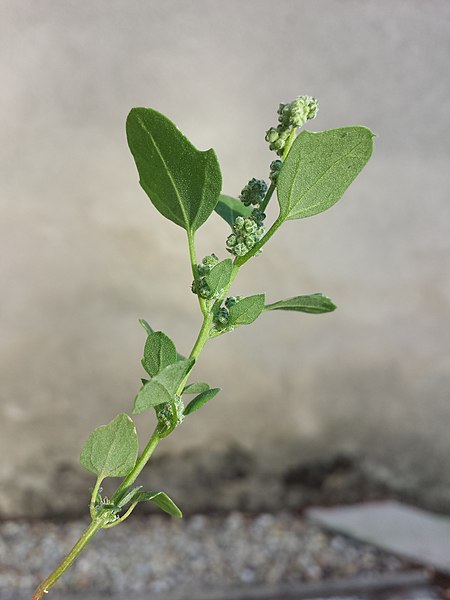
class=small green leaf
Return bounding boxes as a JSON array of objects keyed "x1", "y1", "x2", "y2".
[
  {"x1": 182, "y1": 382, "x2": 210, "y2": 395},
  {"x1": 277, "y1": 127, "x2": 374, "y2": 221},
  {"x1": 214, "y1": 194, "x2": 252, "y2": 227},
  {"x1": 127, "y1": 107, "x2": 222, "y2": 233},
  {"x1": 184, "y1": 387, "x2": 221, "y2": 416},
  {"x1": 204, "y1": 259, "x2": 233, "y2": 297},
  {"x1": 115, "y1": 485, "x2": 143, "y2": 509},
  {"x1": 136, "y1": 490, "x2": 182, "y2": 518},
  {"x1": 139, "y1": 319, "x2": 154, "y2": 336},
  {"x1": 265, "y1": 293, "x2": 336, "y2": 314},
  {"x1": 133, "y1": 359, "x2": 195, "y2": 414},
  {"x1": 80, "y1": 414, "x2": 138, "y2": 479},
  {"x1": 229, "y1": 294, "x2": 265, "y2": 326},
  {"x1": 142, "y1": 331, "x2": 177, "y2": 377}
]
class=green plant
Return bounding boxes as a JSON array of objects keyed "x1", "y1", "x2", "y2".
[{"x1": 31, "y1": 95, "x2": 374, "y2": 599}]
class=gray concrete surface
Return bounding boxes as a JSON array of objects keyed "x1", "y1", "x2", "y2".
[
  {"x1": 308, "y1": 501, "x2": 450, "y2": 574},
  {"x1": 1, "y1": 1, "x2": 450, "y2": 517}
]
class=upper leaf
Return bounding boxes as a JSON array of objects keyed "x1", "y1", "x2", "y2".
[
  {"x1": 80, "y1": 414, "x2": 138, "y2": 479},
  {"x1": 214, "y1": 194, "x2": 252, "y2": 227},
  {"x1": 127, "y1": 108, "x2": 222, "y2": 232},
  {"x1": 228, "y1": 294, "x2": 265, "y2": 327},
  {"x1": 265, "y1": 293, "x2": 336, "y2": 314},
  {"x1": 133, "y1": 358, "x2": 195, "y2": 414},
  {"x1": 277, "y1": 127, "x2": 374, "y2": 221},
  {"x1": 204, "y1": 259, "x2": 233, "y2": 297},
  {"x1": 182, "y1": 382, "x2": 210, "y2": 395},
  {"x1": 142, "y1": 331, "x2": 177, "y2": 377}
]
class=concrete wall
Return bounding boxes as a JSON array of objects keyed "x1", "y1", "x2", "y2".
[{"x1": 1, "y1": 0, "x2": 449, "y2": 517}]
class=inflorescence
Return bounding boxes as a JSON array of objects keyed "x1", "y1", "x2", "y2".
[{"x1": 265, "y1": 95, "x2": 318, "y2": 155}]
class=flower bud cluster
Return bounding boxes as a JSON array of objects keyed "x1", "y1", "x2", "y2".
[
  {"x1": 225, "y1": 210, "x2": 265, "y2": 257},
  {"x1": 269, "y1": 159, "x2": 282, "y2": 184},
  {"x1": 191, "y1": 254, "x2": 219, "y2": 298},
  {"x1": 239, "y1": 178, "x2": 268, "y2": 207},
  {"x1": 265, "y1": 95, "x2": 318, "y2": 155},
  {"x1": 155, "y1": 395, "x2": 184, "y2": 437},
  {"x1": 212, "y1": 296, "x2": 242, "y2": 331}
]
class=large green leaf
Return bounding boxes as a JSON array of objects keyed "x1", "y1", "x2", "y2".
[
  {"x1": 265, "y1": 293, "x2": 336, "y2": 314},
  {"x1": 214, "y1": 194, "x2": 252, "y2": 227},
  {"x1": 142, "y1": 331, "x2": 177, "y2": 377},
  {"x1": 229, "y1": 294, "x2": 265, "y2": 326},
  {"x1": 127, "y1": 108, "x2": 222, "y2": 232},
  {"x1": 80, "y1": 414, "x2": 138, "y2": 479},
  {"x1": 133, "y1": 358, "x2": 195, "y2": 414},
  {"x1": 277, "y1": 127, "x2": 374, "y2": 221}
]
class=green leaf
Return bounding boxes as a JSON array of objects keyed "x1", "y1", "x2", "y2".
[
  {"x1": 136, "y1": 490, "x2": 182, "y2": 518},
  {"x1": 204, "y1": 259, "x2": 233, "y2": 297},
  {"x1": 214, "y1": 194, "x2": 252, "y2": 227},
  {"x1": 184, "y1": 387, "x2": 221, "y2": 416},
  {"x1": 80, "y1": 414, "x2": 138, "y2": 479},
  {"x1": 265, "y1": 293, "x2": 337, "y2": 314},
  {"x1": 142, "y1": 331, "x2": 177, "y2": 377},
  {"x1": 277, "y1": 127, "x2": 374, "y2": 221},
  {"x1": 182, "y1": 382, "x2": 210, "y2": 395},
  {"x1": 139, "y1": 319, "x2": 154, "y2": 336},
  {"x1": 229, "y1": 294, "x2": 265, "y2": 326},
  {"x1": 127, "y1": 108, "x2": 222, "y2": 233},
  {"x1": 133, "y1": 358, "x2": 195, "y2": 414},
  {"x1": 114, "y1": 485, "x2": 143, "y2": 509}
]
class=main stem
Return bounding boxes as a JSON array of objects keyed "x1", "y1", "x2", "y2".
[
  {"x1": 31, "y1": 239, "x2": 217, "y2": 600},
  {"x1": 31, "y1": 516, "x2": 107, "y2": 600}
]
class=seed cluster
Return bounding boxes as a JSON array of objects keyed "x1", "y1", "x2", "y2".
[
  {"x1": 265, "y1": 95, "x2": 318, "y2": 155},
  {"x1": 225, "y1": 210, "x2": 266, "y2": 257},
  {"x1": 239, "y1": 178, "x2": 268, "y2": 207},
  {"x1": 212, "y1": 296, "x2": 241, "y2": 331},
  {"x1": 191, "y1": 254, "x2": 219, "y2": 299}
]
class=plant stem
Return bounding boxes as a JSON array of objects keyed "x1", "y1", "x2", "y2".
[
  {"x1": 31, "y1": 516, "x2": 107, "y2": 600},
  {"x1": 187, "y1": 230, "x2": 207, "y2": 316},
  {"x1": 112, "y1": 427, "x2": 161, "y2": 501},
  {"x1": 259, "y1": 181, "x2": 275, "y2": 213}
]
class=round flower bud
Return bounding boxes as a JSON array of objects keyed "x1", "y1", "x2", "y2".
[
  {"x1": 234, "y1": 243, "x2": 248, "y2": 256},
  {"x1": 234, "y1": 216, "x2": 245, "y2": 230},
  {"x1": 265, "y1": 127, "x2": 279, "y2": 143},
  {"x1": 269, "y1": 159, "x2": 282, "y2": 184},
  {"x1": 225, "y1": 296, "x2": 240, "y2": 309},
  {"x1": 226, "y1": 234, "x2": 237, "y2": 248},
  {"x1": 216, "y1": 307, "x2": 230, "y2": 326}
]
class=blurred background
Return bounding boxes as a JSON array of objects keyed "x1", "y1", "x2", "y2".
[{"x1": 1, "y1": 1, "x2": 450, "y2": 597}]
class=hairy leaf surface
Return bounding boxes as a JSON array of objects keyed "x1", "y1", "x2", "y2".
[
  {"x1": 277, "y1": 127, "x2": 374, "y2": 221},
  {"x1": 127, "y1": 108, "x2": 222, "y2": 232},
  {"x1": 133, "y1": 359, "x2": 195, "y2": 414},
  {"x1": 214, "y1": 194, "x2": 252, "y2": 227},
  {"x1": 142, "y1": 331, "x2": 177, "y2": 377},
  {"x1": 229, "y1": 294, "x2": 265, "y2": 326},
  {"x1": 80, "y1": 414, "x2": 138, "y2": 479},
  {"x1": 204, "y1": 259, "x2": 233, "y2": 297}
]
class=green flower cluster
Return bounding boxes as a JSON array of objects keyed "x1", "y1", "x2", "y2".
[
  {"x1": 212, "y1": 296, "x2": 242, "y2": 331},
  {"x1": 269, "y1": 159, "x2": 282, "y2": 184},
  {"x1": 155, "y1": 395, "x2": 184, "y2": 437},
  {"x1": 191, "y1": 253, "x2": 219, "y2": 298},
  {"x1": 225, "y1": 210, "x2": 265, "y2": 257},
  {"x1": 265, "y1": 95, "x2": 318, "y2": 155},
  {"x1": 239, "y1": 178, "x2": 268, "y2": 207}
]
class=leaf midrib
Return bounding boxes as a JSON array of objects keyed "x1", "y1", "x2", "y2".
[{"x1": 137, "y1": 114, "x2": 190, "y2": 229}]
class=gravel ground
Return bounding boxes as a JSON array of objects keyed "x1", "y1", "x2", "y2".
[{"x1": 1, "y1": 512, "x2": 415, "y2": 598}]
